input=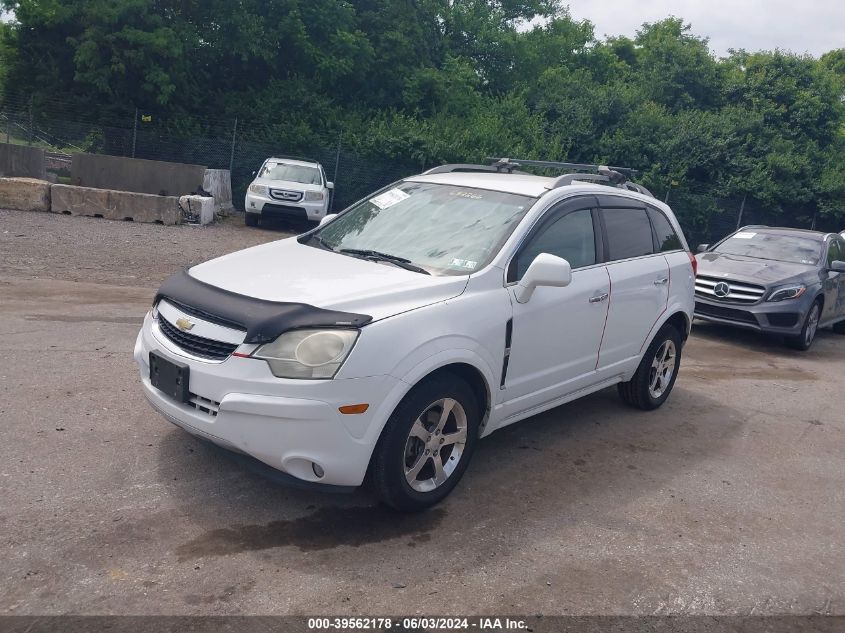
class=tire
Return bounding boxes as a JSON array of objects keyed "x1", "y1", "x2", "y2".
[
  {"x1": 369, "y1": 373, "x2": 480, "y2": 512},
  {"x1": 617, "y1": 323, "x2": 682, "y2": 411},
  {"x1": 245, "y1": 213, "x2": 260, "y2": 227},
  {"x1": 785, "y1": 300, "x2": 821, "y2": 351}
]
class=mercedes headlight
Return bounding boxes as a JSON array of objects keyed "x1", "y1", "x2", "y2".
[
  {"x1": 304, "y1": 191, "x2": 325, "y2": 201},
  {"x1": 248, "y1": 183, "x2": 268, "y2": 195},
  {"x1": 767, "y1": 285, "x2": 806, "y2": 302},
  {"x1": 254, "y1": 329, "x2": 359, "y2": 379}
]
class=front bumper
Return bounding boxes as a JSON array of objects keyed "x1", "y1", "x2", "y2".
[
  {"x1": 693, "y1": 295, "x2": 808, "y2": 335},
  {"x1": 134, "y1": 313, "x2": 400, "y2": 487},
  {"x1": 244, "y1": 192, "x2": 327, "y2": 221}
]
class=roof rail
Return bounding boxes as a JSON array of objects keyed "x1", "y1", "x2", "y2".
[
  {"x1": 423, "y1": 157, "x2": 654, "y2": 198},
  {"x1": 486, "y1": 158, "x2": 638, "y2": 177},
  {"x1": 423, "y1": 162, "x2": 524, "y2": 175}
]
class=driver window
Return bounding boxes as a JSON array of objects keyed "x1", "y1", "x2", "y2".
[
  {"x1": 514, "y1": 209, "x2": 596, "y2": 280},
  {"x1": 829, "y1": 240, "x2": 843, "y2": 267}
]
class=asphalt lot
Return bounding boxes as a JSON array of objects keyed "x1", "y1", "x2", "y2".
[{"x1": 1, "y1": 208, "x2": 844, "y2": 616}]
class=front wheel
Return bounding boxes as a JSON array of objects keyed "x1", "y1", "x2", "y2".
[
  {"x1": 618, "y1": 323, "x2": 682, "y2": 411},
  {"x1": 369, "y1": 374, "x2": 479, "y2": 512},
  {"x1": 245, "y1": 213, "x2": 260, "y2": 227},
  {"x1": 785, "y1": 300, "x2": 821, "y2": 351}
]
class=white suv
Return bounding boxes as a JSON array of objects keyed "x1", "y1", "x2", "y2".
[
  {"x1": 135, "y1": 160, "x2": 695, "y2": 511},
  {"x1": 244, "y1": 156, "x2": 333, "y2": 226}
]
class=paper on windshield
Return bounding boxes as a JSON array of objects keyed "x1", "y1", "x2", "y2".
[
  {"x1": 370, "y1": 188, "x2": 411, "y2": 209},
  {"x1": 733, "y1": 232, "x2": 756, "y2": 239}
]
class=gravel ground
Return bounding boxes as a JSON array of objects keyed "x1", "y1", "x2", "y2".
[
  {"x1": 1, "y1": 209, "x2": 844, "y2": 617},
  {"x1": 0, "y1": 209, "x2": 290, "y2": 288}
]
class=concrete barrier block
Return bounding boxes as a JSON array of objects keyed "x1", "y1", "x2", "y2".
[
  {"x1": 179, "y1": 195, "x2": 215, "y2": 225},
  {"x1": 0, "y1": 143, "x2": 47, "y2": 179},
  {"x1": 50, "y1": 184, "x2": 180, "y2": 225},
  {"x1": 202, "y1": 169, "x2": 234, "y2": 214},
  {"x1": 0, "y1": 177, "x2": 51, "y2": 212}
]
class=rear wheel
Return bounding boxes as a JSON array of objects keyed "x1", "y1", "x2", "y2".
[
  {"x1": 370, "y1": 374, "x2": 479, "y2": 512},
  {"x1": 785, "y1": 300, "x2": 821, "y2": 350},
  {"x1": 245, "y1": 213, "x2": 260, "y2": 227},
  {"x1": 618, "y1": 323, "x2": 682, "y2": 411}
]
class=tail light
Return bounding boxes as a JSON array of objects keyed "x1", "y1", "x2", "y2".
[{"x1": 687, "y1": 251, "x2": 698, "y2": 277}]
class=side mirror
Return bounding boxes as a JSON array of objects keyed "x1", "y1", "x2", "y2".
[
  {"x1": 515, "y1": 253, "x2": 572, "y2": 304},
  {"x1": 696, "y1": 244, "x2": 710, "y2": 254},
  {"x1": 319, "y1": 214, "x2": 336, "y2": 227},
  {"x1": 830, "y1": 260, "x2": 845, "y2": 273},
  {"x1": 326, "y1": 182, "x2": 334, "y2": 190}
]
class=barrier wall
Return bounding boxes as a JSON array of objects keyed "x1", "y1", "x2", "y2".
[
  {"x1": 70, "y1": 153, "x2": 207, "y2": 197},
  {"x1": 0, "y1": 143, "x2": 47, "y2": 179},
  {"x1": 51, "y1": 184, "x2": 180, "y2": 225}
]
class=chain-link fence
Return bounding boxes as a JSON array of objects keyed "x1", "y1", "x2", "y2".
[
  {"x1": 2, "y1": 93, "x2": 841, "y2": 243},
  {"x1": 0, "y1": 94, "x2": 423, "y2": 213}
]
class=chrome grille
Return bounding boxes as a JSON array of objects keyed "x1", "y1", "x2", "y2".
[
  {"x1": 158, "y1": 315, "x2": 238, "y2": 360},
  {"x1": 269, "y1": 188, "x2": 303, "y2": 202},
  {"x1": 695, "y1": 275, "x2": 766, "y2": 304}
]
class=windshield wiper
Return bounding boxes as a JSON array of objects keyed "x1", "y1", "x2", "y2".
[{"x1": 339, "y1": 249, "x2": 431, "y2": 275}]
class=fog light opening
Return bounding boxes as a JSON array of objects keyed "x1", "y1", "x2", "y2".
[{"x1": 312, "y1": 462, "x2": 325, "y2": 479}]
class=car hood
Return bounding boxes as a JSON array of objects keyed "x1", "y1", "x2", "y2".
[
  {"x1": 696, "y1": 251, "x2": 816, "y2": 285},
  {"x1": 252, "y1": 177, "x2": 323, "y2": 192},
  {"x1": 188, "y1": 238, "x2": 469, "y2": 322}
]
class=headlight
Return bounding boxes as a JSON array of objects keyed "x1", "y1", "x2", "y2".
[
  {"x1": 248, "y1": 184, "x2": 268, "y2": 195},
  {"x1": 304, "y1": 191, "x2": 325, "y2": 201},
  {"x1": 253, "y1": 329, "x2": 359, "y2": 379},
  {"x1": 767, "y1": 285, "x2": 806, "y2": 302}
]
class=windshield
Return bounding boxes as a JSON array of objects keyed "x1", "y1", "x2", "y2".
[
  {"x1": 713, "y1": 231, "x2": 822, "y2": 266},
  {"x1": 259, "y1": 162, "x2": 322, "y2": 185},
  {"x1": 309, "y1": 181, "x2": 535, "y2": 275}
]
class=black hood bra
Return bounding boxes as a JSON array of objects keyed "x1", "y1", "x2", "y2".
[{"x1": 154, "y1": 269, "x2": 372, "y2": 344}]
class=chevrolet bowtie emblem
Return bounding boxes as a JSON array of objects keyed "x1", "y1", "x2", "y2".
[{"x1": 175, "y1": 317, "x2": 195, "y2": 332}]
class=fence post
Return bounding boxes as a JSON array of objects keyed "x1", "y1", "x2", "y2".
[
  {"x1": 28, "y1": 98, "x2": 34, "y2": 146},
  {"x1": 331, "y1": 128, "x2": 343, "y2": 212},
  {"x1": 131, "y1": 108, "x2": 138, "y2": 158},
  {"x1": 735, "y1": 193, "x2": 747, "y2": 229},
  {"x1": 4, "y1": 111, "x2": 10, "y2": 175},
  {"x1": 229, "y1": 117, "x2": 238, "y2": 174}
]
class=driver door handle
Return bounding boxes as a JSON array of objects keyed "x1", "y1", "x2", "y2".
[
  {"x1": 589, "y1": 292, "x2": 609, "y2": 303},
  {"x1": 654, "y1": 277, "x2": 669, "y2": 286}
]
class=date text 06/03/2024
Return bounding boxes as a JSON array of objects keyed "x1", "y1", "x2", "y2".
[{"x1": 306, "y1": 617, "x2": 528, "y2": 630}]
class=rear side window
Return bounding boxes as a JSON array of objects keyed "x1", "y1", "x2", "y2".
[
  {"x1": 601, "y1": 207, "x2": 655, "y2": 261},
  {"x1": 648, "y1": 208, "x2": 682, "y2": 252}
]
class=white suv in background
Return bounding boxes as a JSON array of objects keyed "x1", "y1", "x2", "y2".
[
  {"x1": 136, "y1": 159, "x2": 696, "y2": 511},
  {"x1": 244, "y1": 156, "x2": 333, "y2": 226}
]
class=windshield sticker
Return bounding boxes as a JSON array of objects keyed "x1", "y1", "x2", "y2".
[
  {"x1": 450, "y1": 190, "x2": 484, "y2": 200},
  {"x1": 450, "y1": 258, "x2": 478, "y2": 270},
  {"x1": 733, "y1": 232, "x2": 756, "y2": 239},
  {"x1": 370, "y1": 188, "x2": 411, "y2": 209}
]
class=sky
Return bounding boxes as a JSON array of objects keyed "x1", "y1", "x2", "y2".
[{"x1": 562, "y1": 0, "x2": 845, "y2": 58}]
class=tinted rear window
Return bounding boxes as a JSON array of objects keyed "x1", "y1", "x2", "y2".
[
  {"x1": 648, "y1": 208, "x2": 682, "y2": 252},
  {"x1": 602, "y1": 208, "x2": 655, "y2": 261}
]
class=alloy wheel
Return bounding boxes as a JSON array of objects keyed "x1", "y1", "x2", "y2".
[
  {"x1": 805, "y1": 304, "x2": 820, "y2": 346},
  {"x1": 648, "y1": 339, "x2": 677, "y2": 399},
  {"x1": 403, "y1": 398, "x2": 468, "y2": 493}
]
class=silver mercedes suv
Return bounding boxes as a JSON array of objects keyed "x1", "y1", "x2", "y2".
[{"x1": 694, "y1": 227, "x2": 845, "y2": 350}]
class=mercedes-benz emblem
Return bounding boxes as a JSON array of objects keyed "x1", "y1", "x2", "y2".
[{"x1": 714, "y1": 282, "x2": 731, "y2": 298}]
